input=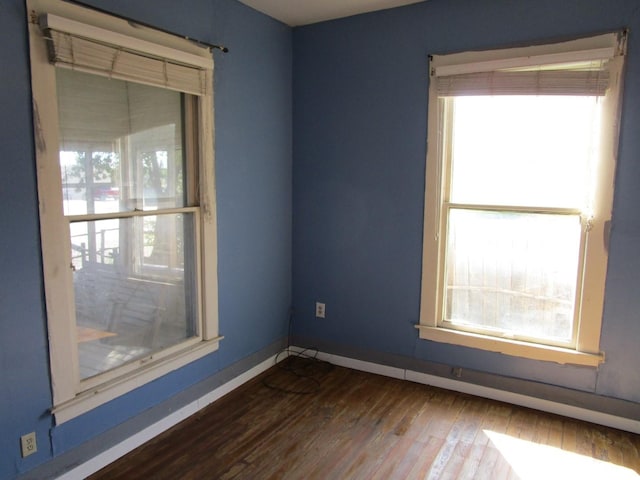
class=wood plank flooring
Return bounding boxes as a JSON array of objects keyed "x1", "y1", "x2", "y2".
[{"x1": 89, "y1": 355, "x2": 640, "y2": 479}]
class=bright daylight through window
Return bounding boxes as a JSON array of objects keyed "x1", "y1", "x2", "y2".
[
  {"x1": 419, "y1": 32, "x2": 627, "y2": 366},
  {"x1": 59, "y1": 70, "x2": 198, "y2": 379},
  {"x1": 27, "y1": 0, "x2": 219, "y2": 422}
]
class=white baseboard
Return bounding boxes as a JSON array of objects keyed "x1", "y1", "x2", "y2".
[
  {"x1": 294, "y1": 347, "x2": 640, "y2": 435},
  {"x1": 56, "y1": 352, "x2": 284, "y2": 480},
  {"x1": 57, "y1": 346, "x2": 640, "y2": 479}
]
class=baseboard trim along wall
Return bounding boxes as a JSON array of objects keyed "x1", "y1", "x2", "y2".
[
  {"x1": 296, "y1": 347, "x2": 640, "y2": 435},
  {"x1": 19, "y1": 338, "x2": 288, "y2": 480},
  {"x1": 56, "y1": 353, "x2": 284, "y2": 480},
  {"x1": 24, "y1": 340, "x2": 640, "y2": 479}
]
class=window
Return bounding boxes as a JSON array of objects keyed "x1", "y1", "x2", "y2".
[
  {"x1": 419, "y1": 33, "x2": 627, "y2": 366},
  {"x1": 27, "y1": 0, "x2": 220, "y2": 422}
]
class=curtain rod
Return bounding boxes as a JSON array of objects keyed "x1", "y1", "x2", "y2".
[{"x1": 60, "y1": 0, "x2": 228, "y2": 53}]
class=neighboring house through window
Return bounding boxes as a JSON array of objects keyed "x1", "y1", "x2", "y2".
[
  {"x1": 27, "y1": 0, "x2": 220, "y2": 423},
  {"x1": 419, "y1": 32, "x2": 627, "y2": 366}
]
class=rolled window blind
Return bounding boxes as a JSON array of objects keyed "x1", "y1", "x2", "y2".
[
  {"x1": 56, "y1": 68, "x2": 182, "y2": 148},
  {"x1": 40, "y1": 14, "x2": 212, "y2": 96},
  {"x1": 436, "y1": 67, "x2": 610, "y2": 97}
]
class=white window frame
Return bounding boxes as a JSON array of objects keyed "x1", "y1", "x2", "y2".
[
  {"x1": 27, "y1": 0, "x2": 221, "y2": 423},
  {"x1": 418, "y1": 33, "x2": 627, "y2": 367}
]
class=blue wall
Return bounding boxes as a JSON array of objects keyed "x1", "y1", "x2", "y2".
[
  {"x1": 292, "y1": 0, "x2": 640, "y2": 402},
  {"x1": 0, "y1": 0, "x2": 291, "y2": 478}
]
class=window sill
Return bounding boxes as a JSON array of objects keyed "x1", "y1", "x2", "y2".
[
  {"x1": 52, "y1": 337, "x2": 222, "y2": 424},
  {"x1": 416, "y1": 325, "x2": 603, "y2": 367}
]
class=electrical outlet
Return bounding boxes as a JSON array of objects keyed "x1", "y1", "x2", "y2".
[
  {"x1": 315, "y1": 302, "x2": 325, "y2": 318},
  {"x1": 21, "y1": 432, "x2": 37, "y2": 458}
]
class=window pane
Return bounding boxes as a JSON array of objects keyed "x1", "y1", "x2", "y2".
[
  {"x1": 444, "y1": 209, "x2": 581, "y2": 343},
  {"x1": 57, "y1": 69, "x2": 185, "y2": 215},
  {"x1": 449, "y1": 96, "x2": 601, "y2": 209},
  {"x1": 72, "y1": 213, "x2": 197, "y2": 380}
]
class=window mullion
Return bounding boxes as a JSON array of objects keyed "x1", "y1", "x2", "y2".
[
  {"x1": 571, "y1": 217, "x2": 590, "y2": 349},
  {"x1": 435, "y1": 98, "x2": 454, "y2": 327},
  {"x1": 183, "y1": 96, "x2": 199, "y2": 207},
  {"x1": 445, "y1": 203, "x2": 583, "y2": 216},
  {"x1": 66, "y1": 206, "x2": 199, "y2": 223}
]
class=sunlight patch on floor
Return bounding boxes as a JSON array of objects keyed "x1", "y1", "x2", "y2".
[{"x1": 485, "y1": 430, "x2": 639, "y2": 479}]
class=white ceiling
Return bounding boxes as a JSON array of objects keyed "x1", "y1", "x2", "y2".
[{"x1": 237, "y1": 0, "x2": 425, "y2": 27}]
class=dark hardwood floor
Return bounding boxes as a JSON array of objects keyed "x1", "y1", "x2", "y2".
[{"x1": 89, "y1": 355, "x2": 640, "y2": 479}]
